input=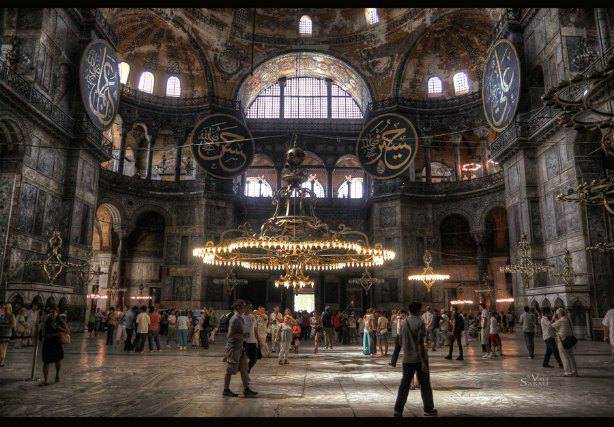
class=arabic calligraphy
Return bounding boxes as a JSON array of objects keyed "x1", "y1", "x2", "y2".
[
  {"x1": 357, "y1": 113, "x2": 418, "y2": 179},
  {"x1": 80, "y1": 40, "x2": 120, "y2": 131},
  {"x1": 483, "y1": 39, "x2": 521, "y2": 131},
  {"x1": 191, "y1": 114, "x2": 255, "y2": 179}
]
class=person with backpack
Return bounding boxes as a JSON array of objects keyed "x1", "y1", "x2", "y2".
[
  {"x1": 552, "y1": 308, "x2": 578, "y2": 377},
  {"x1": 390, "y1": 301, "x2": 437, "y2": 417},
  {"x1": 444, "y1": 305, "x2": 464, "y2": 361}
]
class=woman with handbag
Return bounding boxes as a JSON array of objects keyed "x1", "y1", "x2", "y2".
[
  {"x1": 41, "y1": 307, "x2": 69, "y2": 385},
  {"x1": 551, "y1": 308, "x2": 578, "y2": 377}
]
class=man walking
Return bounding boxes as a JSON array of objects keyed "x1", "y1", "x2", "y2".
[
  {"x1": 123, "y1": 306, "x2": 137, "y2": 351},
  {"x1": 223, "y1": 299, "x2": 257, "y2": 397},
  {"x1": 134, "y1": 305, "x2": 150, "y2": 353},
  {"x1": 519, "y1": 305, "x2": 537, "y2": 359},
  {"x1": 242, "y1": 302, "x2": 260, "y2": 373},
  {"x1": 391, "y1": 301, "x2": 437, "y2": 417},
  {"x1": 321, "y1": 306, "x2": 334, "y2": 350},
  {"x1": 540, "y1": 307, "x2": 563, "y2": 368},
  {"x1": 445, "y1": 305, "x2": 464, "y2": 361}
]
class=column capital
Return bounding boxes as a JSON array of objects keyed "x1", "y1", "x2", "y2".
[{"x1": 450, "y1": 133, "x2": 463, "y2": 145}]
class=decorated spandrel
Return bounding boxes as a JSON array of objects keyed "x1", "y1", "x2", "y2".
[
  {"x1": 79, "y1": 39, "x2": 120, "y2": 131},
  {"x1": 190, "y1": 114, "x2": 255, "y2": 179},
  {"x1": 482, "y1": 38, "x2": 521, "y2": 132},
  {"x1": 356, "y1": 113, "x2": 418, "y2": 179}
]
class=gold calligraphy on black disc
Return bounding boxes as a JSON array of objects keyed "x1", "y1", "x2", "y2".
[
  {"x1": 482, "y1": 38, "x2": 521, "y2": 132},
  {"x1": 190, "y1": 114, "x2": 255, "y2": 179},
  {"x1": 79, "y1": 40, "x2": 120, "y2": 131},
  {"x1": 356, "y1": 113, "x2": 419, "y2": 179}
]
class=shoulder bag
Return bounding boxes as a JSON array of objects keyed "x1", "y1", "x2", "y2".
[{"x1": 562, "y1": 318, "x2": 577, "y2": 350}]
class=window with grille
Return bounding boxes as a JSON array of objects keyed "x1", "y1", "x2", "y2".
[
  {"x1": 246, "y1": 77, "x2": 362, "y2": 119},
  {"x1": 365, "y1": 8, "x2": 379, "y2": 25},
  {"x1": 300, "y1": 179, "x2": 325, "y2": 198},
  {"x1": 245, "y1": 177, "x2": 273, "y2": 197},
  {"x1": 337, "y1": 177, "x2": 364, "y2": 199},
  {"x1": 427, "y1": 77, "x2": 442, "y2": 96},
  {"x1": 166, "y1": 76, "x2": 181, "y2": 97},
  {"x1": 138, "y1": 71, "x2": 155, "y2": 94},
  {"x1": 299, "y1": 15, "x2": 312, "y2": 35},
  {"x1": 453, "y1": 72, "x2": 469, "y2": 95},
  {"x1": 119, "y1": 62, "x2": 130, "y2": 84}
]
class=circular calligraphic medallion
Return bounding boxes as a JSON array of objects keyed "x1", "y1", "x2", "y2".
[
  {"x1": 482, "y1": 38, "x2": 521, "y2": 132},
  {"x1": 190, "y1": 114, "x2": 255, "y2": 179},
  {"x1": 356, "y1": 113, "x2": 419, "y2": 179},
  {"x1": 79, "y1": 39, "x2": 120, "y2": 131}
]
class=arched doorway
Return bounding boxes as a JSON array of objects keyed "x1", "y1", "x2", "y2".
[
  {"x1": 484, "y1": 207, "x2": 512, "y2": 312},
  {"x1": 440, "y1": 214, "x2": 476, "y2": 263},
  {"x1": 0, "y1": 117, "x2": 25, "y2": 172}
]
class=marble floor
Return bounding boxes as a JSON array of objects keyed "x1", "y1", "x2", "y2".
[{"x1": 0, "y1": 332, "x2": 613, "y2": 417}]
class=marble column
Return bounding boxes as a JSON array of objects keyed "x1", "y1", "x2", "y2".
[
  {"x1": 326, "y1": 167, "x2": 333, "y2": 198},
  {"x1": 145, "y1": 130, "x2": 157, "y2": 180},
  {"x1": 278, "y1": 77, "x2": 287, "y2": 118},
  {"x1": 476, "y1": 127, "x2": 490, "y2": 177},
  {"x1": 450, "y1": 133, "x2": 462, "y2": 181},
  {"x1": 595, "y1": 9, "x2": 611, "y2": 56},
  {"x1": 117, "y1": 121, "x2": 132, "y2": 175},
  {"x1": 115, "y1": 228, "x2": 128, "y2": 308},
  {"x1": 423, "y1": 137, "x2": 432, "y2": 184}
]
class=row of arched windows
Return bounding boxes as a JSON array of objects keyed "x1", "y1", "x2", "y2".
[
  {"x1": 427, "y1": 72, "x2": 469, "y2": 96},
  {"x1": 298, "y1": 9, "x2": 379, "y2": 36},
  {"x1": 118, "y1": 62, "x2": 181, "y2": 97},
  {"x1": 244, "y1": 177, "x2": 364, "y2": 198}
]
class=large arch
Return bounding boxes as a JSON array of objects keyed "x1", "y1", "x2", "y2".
[
  {"x1": 0, "y1": 113, "x2": 27, "y2": 171},
  {"x1": 236, "y1": 50, "x2": 373, "y2": 113},
  {"x1": 439, "y1": 214, "x2": 476, "y2": 264}
]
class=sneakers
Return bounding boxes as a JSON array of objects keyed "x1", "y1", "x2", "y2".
[
  {"x1": 543, "y1": 364, "x2": 554, "y2": 368},
  {"x1": 482, "y1": 353, "x2": 490, "y2": 359},
  {"x1": 244, "y1": 388, "x2": 258, "y2": 397},
  {"x1": 223, "y1": 389, "x2": 239, "y2": 397},
  {"x1": 423, "y1": 409, "x2": 438, "y2": 417}
]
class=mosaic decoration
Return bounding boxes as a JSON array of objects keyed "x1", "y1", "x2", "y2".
[
  {"x1": 190, "y1": 114, "x2": 254, "y2": 179},
  {"x1": 356, "y1": 113, "x2": 418, "y2": 179},
  {"x1": 482, "y1": 38, "x2": 521, "y2": 132},
  {"x1": 79, "y1": 39, "x2": 120, "y2": 131}
]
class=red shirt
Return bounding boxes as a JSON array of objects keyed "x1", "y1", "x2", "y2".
[
  {"x1": 333, "y1": 316, "x2": 341, "y2": 328},
  {"x1": 292, "y1": 325, "x2": 301, "y2": 337},
  {"x1": 149, "y1": 311, "x2": 160, "y2": 331}
]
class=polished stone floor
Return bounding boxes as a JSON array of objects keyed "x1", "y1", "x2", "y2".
[{"x1": 0, "y1": 332, "x2": 613, "y2": 417}]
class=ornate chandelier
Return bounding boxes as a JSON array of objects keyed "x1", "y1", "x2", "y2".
[
  {"x1": 275, "y1": 265, "x2": 314, "y2": 291},
  {"x1": 213, "y1": 270, "x2": 248, "y2": 295},
  {"x1": 552, "y1": 249, "x2": 588, "y2": 287},
  {"x1": 348, "y1": 269, "x2": 385, "y2": 293},
  {"x1": 407, "y1": 249, "x2": 450, "y2": 291},
  {"x1": 556, "y1": 176, "x2": 614, "y2": 215},
  {"x1": 499, "y1": 234, "x2": 549, "y2": 287},
  {"x1": 193, "y1": 145, "x2": 396, "y2": 290}
]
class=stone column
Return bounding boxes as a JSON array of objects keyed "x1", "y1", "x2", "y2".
[
  {"x1": 117, "y1": 121, "x2": 132, "y2": 175},
  {"x1": 278, "y1": 77, "x2": 287, "y2": 119},
  {"x1": 476, "y1": 127, "x2": 490, "y2": 177},
  {"x1": 325, "y1": 78, "x2": 333, "y2": 119},
  {"x1": 175, "y1": 127, "x2": 190, "y2": 182},
  {"x1": 450, "y1": 133, "x2": 462, "y2": 181},
  {"x1": 423, "y1": 137, "x2": 432, "y2": 184},
  {"x1": 145, "y1": 127, "x2": 158, "y2": 180},
  {"x1": 115, "y1": 228, "x2": 128, "y2": 309},
  {"x1": 326, "y1": 167, "x2": 333, "y2": 198}
]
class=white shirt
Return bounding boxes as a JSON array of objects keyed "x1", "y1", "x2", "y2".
[
  {"x1": 489, "y1": 317, "x2": 499, "y2": 334},
  {"x1": 421, "y1": 311, "x2": 434, "y2": 329},
  {"x1": 602, "y1": 308, "x2": 614, "y2": 344},
  {"x1": 243, "y1": 313, "x2": 257, "y2": 343},
  {"x1": 136, "y1": 312, "x2": 150, "y2": 333},
  {"x1": 480, "y1": 309, "x2": 490, "y2": 328},
  {"x1": 540, "y1": 316, "x2": 556, "y2": 341}
]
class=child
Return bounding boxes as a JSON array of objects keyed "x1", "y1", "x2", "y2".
[
  {"x1": 489, "y1": 312, "x2": 502, "y2": 358},
  {"x1": 277, "y1": 316, "x2": 293, "y2": 365},
  {"x1": 292, "y1": 322, "x2": 302, "y2": 354}
]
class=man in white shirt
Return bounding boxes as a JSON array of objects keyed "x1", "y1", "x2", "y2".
[
  {"x1": 519, "y1": 305, "x2": 537, "y2": 359},
  {"x1": 269, "y1": 306, "x2": 282, "y2": 353},
  {"x1": 134, "y1": 305, "x2": 150, "y2": 353},
  {"x1": 540, "y1": 307, "x2": 563, "y2": 368},
  {"x1": 602, "y1": 302, "x2": 614, "y2": 364},
  {"x1": 421, "y1": 306, "x2": 434, "y2": 350},
  {"x1": 479, "y1": 303, "x2": 490, "y2": 357},
  {"x1": 242, "y1": 302, "x2": 261, "y2": 373}
]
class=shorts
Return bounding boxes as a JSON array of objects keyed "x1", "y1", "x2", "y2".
[
  {"x1": 223, "y1": 345, "x2": 245, "y2": 375},
  {"x1": 489, "y1": 334, "x2": 501, "y2": 347},
  {"x1": 378, "y1": 331, "x2": 389, "y2": 339}
]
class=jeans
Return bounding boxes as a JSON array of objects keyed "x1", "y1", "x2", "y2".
[
  {"x1": 523, "y1": 332, "x2": 535, "y2": 357},
  {"x1": 431, "y1": 328, "x2": 440, "y2": 349},
  {"x1": 244, "y1": 342, "x2": 258, "y2": 372},
  {"x1": 394, "y1": 362, "x2": 435, "y2": 415},
  {"x1": 106, "y1": 325, "x2": 115, "y2": 345},
  {"x1": 323, "y1": 327, "x2": 334, "y2": 349},
  {"x1": 148, "y1": 329, "x2": 161, "y2": 351},
  {"x1": 448, "y1": 333, "x2": 463, "y2": 358},
  {"x1": 201, "y1": 327, "x2": 210, "y2": 349},
  {"x1": 543, "y1": 337, "x2": 562, "y2": 367},
  {"x1": 178, "y1": 329, "x2": 188, "y2": 348},
  {"x1": 124, "y1": 328, "x2": 134, "y2": 351},
  {"x1": 134, "y1": 333, "x2": 147, "y2": 352}
]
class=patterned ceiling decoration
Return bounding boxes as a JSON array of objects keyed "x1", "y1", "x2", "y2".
[
  {"x1": 398, "y1": 10, "x2": 497, "y2": 100},
  {"x1": 104, "y1": 9, "x2": 209, "y2": 96},
  {"x1": 237, "y1": 52, "x2": 372, "y2": 112}
]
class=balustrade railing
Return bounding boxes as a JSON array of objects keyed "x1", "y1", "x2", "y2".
[
  {"x1": 373, "y1": 172, "x2": 504, "y2": 196},
  {"x1": 367, "y1": 92, "x2": 482, "y2": 114}
]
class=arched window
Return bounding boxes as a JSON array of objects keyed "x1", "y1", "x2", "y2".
[
  {"x1": 166, "y1": 76, "x2": 181, "y2": 97},
  {"x1": 244, "y1": 177, "x2": 273, "y2": 198},
  {"x1": 300, "y1": 179, "x2": 325, "y2": 198},
  {"x1": 119, "y1": 62, "x2": 130, "y2": 84},
  {"x1": 453, "y1": 72, "x2": 469, "y2": 95},
  {"x1": 427, "y1": 77, "x2": 442, "y2": 96},
  {"x1": 299, "y1": 16, "x2": 312, "y2": 35},
  {"x1": 246, "y1": 77, "x2": 362, "y2": 119},
  {"x1": 337, "y1": 177, "x2": 364, "y2": 199},
  {"x1": 138, "y1": 71, "x2": 155, "y2": 94},
  {"x1": 365, "y1": 8, "x2": 379, "y2": 25}
]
